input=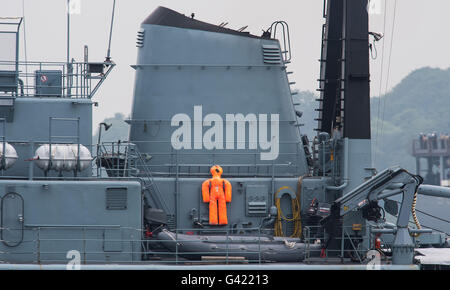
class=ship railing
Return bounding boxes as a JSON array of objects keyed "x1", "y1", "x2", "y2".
[
  {"x1": 0, "y1": 226, "x2": 268, "y2": 265},
  {"x1": 93, "y1": 140, "x2": 306, "y2": 178},
  {"x1": 302, "y1": 224, "x2": 374, "y2": 264},
  {"x1": 412, "y1": 138, "x2": 450, "y2": 157},
  {"x1": 0, "y1": 59, "x2": 114, "y2": 99},
  {"x1": 144, "y1": 227, "x2": 268, "y2": 265},
  {"x1": 0, "y1": 138, "x2": 302, "y2": 179},
  {"x1": 0, "y1": 224, "x2": 377, "y2": 265},
  {"x1": 269, "y1": 21, "x2": 292, "y2": 63}
]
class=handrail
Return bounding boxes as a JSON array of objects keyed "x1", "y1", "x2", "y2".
[
  {"x1": 0, "y1": 224, "x2": 385, "y2": 265},
  {"x1": 134, "y1": 146, "x2": 170, "y2": 213},
  {"x1": 94, "y1": 140, "x2": 305, "y2": 178},
  {"x1": 269, "y1": 21, "x2": 292, "y2": 62},
  {"x1": 0, "y1": 60, "x2": 114, "y2": 99}
]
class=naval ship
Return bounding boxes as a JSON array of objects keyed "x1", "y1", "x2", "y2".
[{"x1": 0, "y1": 0, "x2": 448, "y2": 270}]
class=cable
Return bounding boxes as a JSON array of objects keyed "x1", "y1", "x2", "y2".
[
  {"x1": 380, "y1": 171, "x2": 424, "y2": 237},
  {"x1": 385, "y1": 194, "x2": 450, "y2": 237},
  {"x1": 415, "y1": 208, "x2": 450, "y2": 224},
  {"x1": 274, "y1": 179, "x2": 303, "y2": 238},
  {"x1": 274, "y1": 188, "x2": 301, "y2": 238},
  {"x1": 410, "y1": 188, "x2": 421, "y2": 237},
  {"x1": 379, "y1": 0, "x2": 397, "y2": 147},
  {"x1": 408, "y1": 173, "x2": 423, "y2": 237},
  {"x1": 406, "y1": 174, "x2": 421, "y2": 237},
  {"x1": 375, "y1": 0, "x2": 388, "y2": 151},
  {"x1": 409, "y1": 220, "x2": 449, "y2": 236}
]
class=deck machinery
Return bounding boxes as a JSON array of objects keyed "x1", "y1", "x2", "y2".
[{"x1": 0, "y1": 0, "x2": 448, "y2": 268}]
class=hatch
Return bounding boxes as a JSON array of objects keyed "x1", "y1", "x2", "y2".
[{"x1": 1, "y1": 192, "x2": 24, "y2": 247}]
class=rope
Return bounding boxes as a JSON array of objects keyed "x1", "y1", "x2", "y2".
[
  {"x1": 405, "y1": 172, "x2": 423, "y2": 237},
  {"x1": 410, "y1": 189, "x2": 421, "y2": 237},
  {"x1": 274, "y1": 186, "x2": 301, "y2": 237},
  {"x1": 383, "y1": 171, "x2": 447, "y2": 238},
  {"x1": 274, "y1": 177, "x2": 305, "y2": 238}
]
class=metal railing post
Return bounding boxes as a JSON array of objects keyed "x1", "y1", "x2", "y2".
[
  {"x1": 0, "y1": 118, "x2": 7, "y2": 171},
  {"x1": 344, "y1": 229, "x2": 362, "y2": 263},
  {"x1": 37, "y1": 227, "x2": 41, "y2": 264},
  {"x1": 49, "y1": 117, "x2": 53, "y2": 171},
  {"x1": 83, "y1": 227, "x2": 86, "y2": 264},
  {"x1": 305, "y1": 226, "x2": 311, "y2": 264},
  {"x1": 226, "y1": 229, "x2": 229, "y2": 264},
  {"x1": 175, "y1": 228, "x2": 179, "y2": 265},
  {"x1": 28, "y1": 141, "x2": 34, "y2": 180},
  {"x1": 340, "y1": 225, "x2": 345, "y2": 263},
  {"x1": 258, "y1": 227, "x2": 261, "y2": 264},
  {"x1": 76, "y1": 117, "x2": 80, "y2": 174}
]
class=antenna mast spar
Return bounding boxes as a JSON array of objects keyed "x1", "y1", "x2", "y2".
[
  {"x1": 66, "y1": 0, "x2": 71, "y2": 96},
  {"x1": 106, "y1": 0, "x2": 116, "y2": 62}
]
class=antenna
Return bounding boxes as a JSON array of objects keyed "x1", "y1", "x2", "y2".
[
  {"x1": 66, "y1": 0, "x2": 81, "y2": 97},
  {"x1": 66, "y1": 0, "x2": 70, "y2": 65},
  {"x1": 237, "y1": 25, "x2": 248, "y2": 32},
  {"x1": 22, "y1": 0, "x2": 29, "y2": 94},
  {"x1": 106, "y1": 0, "x2": 116, "y2": 62}
]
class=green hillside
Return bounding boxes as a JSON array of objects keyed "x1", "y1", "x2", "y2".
[
  {"x1": 294, "y1": 67, "x2": 450, "y2": 172},
  {"x1": 371, "y1": 67, "x2": 450, "y2": 171}
]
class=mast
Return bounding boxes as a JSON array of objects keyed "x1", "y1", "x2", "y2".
[
  {"x1": 317, "y1": 0, "x2": 371, "y2": 139},
  {"x1": 341, "y1": 0, "x2": 371, "y2": 139},
  {"x1": 318, "y1": 0, "x2": 373, "y2": 254},
  {"x1": 66, "y1": 0, "x2": 72, "y2": 97}
]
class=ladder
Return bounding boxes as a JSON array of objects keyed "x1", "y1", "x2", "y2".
[
  {"x1": 128, "y1": 145, "x2": 169, "y2": 214},
  {"x1": 269, "y1": 21, "x2": 303, "y2": 133}
]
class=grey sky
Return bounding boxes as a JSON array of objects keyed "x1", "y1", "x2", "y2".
[{"x1": 2, "y1": 0, "x2": 450, "y2": 129}]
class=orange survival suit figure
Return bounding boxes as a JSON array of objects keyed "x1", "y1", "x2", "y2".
[{"x1": 202, "y1": 165, "x2": 232, "y2": 225}]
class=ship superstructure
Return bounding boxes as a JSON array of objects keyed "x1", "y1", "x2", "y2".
[{"x1": 0, "y1": 1, "x2": 448, "y2": 269}]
